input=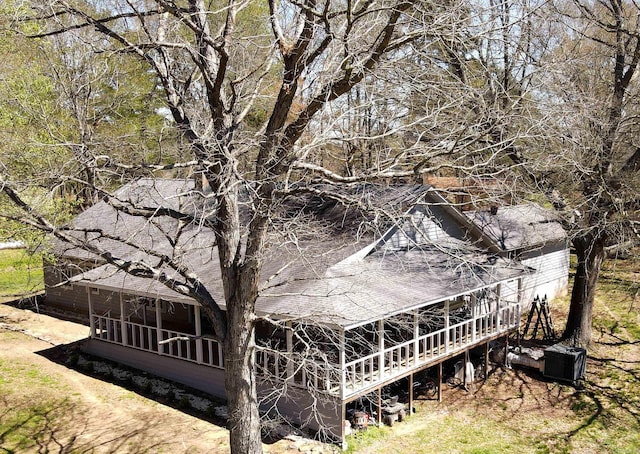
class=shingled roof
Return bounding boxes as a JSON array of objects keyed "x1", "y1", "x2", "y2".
[
  {"x1": 62, "y1": 178, "x2": 536, "y2": 328},
  {"x1": 464, "y1": 204, "x2": 566, "y2": 252}
]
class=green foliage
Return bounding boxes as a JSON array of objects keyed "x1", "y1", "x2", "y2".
[
  {"x1": 0, "y1": 7, "x2": 180, "y2": 218},
  {"x1": 0, "y1": 249, "x2": 43, "y2": 297}
]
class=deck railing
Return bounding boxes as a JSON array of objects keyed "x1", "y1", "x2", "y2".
[
  {"x1": 92, "y1": 301, "x2": 520, "y2": 398},
  {"x1": 341, "y1": 301, "x2": 521, "y2": 398},
  {"x1": 91, "y1": 315, "x2": 224, "y2": 368}
]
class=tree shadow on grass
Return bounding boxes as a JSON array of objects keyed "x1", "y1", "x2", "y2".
[
  {"x1": 439, "y1": 354, "x2": 639, "y2": 452},
  {"x1": 0, "y1": 394, "x2": 182, "y2": 454}
]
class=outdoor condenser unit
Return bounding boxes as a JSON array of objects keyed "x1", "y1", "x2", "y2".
[{"x1": 543, "y1": 343, "x2": 586, "y2": 383}]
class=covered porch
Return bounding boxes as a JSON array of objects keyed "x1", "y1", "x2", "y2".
[
  {"x1": 81, "y1": 274, "x2": 523, "y2": 399},
  {"x1": 255, "y1": 277, "x2": 523, "y2": 400},
  {"x1": 85, "y1": 285, "x2": 224, "y2": 369}
]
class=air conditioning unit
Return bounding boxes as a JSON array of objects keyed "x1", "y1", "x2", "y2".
[{"x1": 543, "y1": 343, "x2": 586, "y2": 383}]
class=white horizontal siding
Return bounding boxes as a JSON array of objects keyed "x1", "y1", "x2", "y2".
[
  {"x1": 388, "y1": 208, "x2": 459, "y2": 249},
  {"x1": 501, "y1": 248, "x2": 569, "y2": 306}
]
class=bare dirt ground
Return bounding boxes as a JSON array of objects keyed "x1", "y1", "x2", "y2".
[{"x1": 0, "y1": 301, "x2": 330, "y2": 454}]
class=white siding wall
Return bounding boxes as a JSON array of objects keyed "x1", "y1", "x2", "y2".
[
  {"x1": 501, "y1": 246, "x2": 569, "y2": 307},
  {"x1": 388, "y1": 208, "x2": 455, "y2": 249}
]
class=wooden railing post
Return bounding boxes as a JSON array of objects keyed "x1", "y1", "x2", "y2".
[
  {"x1": 87, "y1": 288, "x2": 95, "y2": 338},
  {"x1": 471, "y1": 293, "x2": 477, "y2": 343},
  {"x1": 339, "y1": 329, "x2": 346, "y2": 399},
  {"x1": 155, "y1": 299, "x2": 163, "y2": 354},
  {"x1": 119, "y1": 293, "x2": 127, "y2": 346},
  {"x1": 517, "y1": 277, "x2": 524, "y2": 335},
  {"x1": 413, "y1": 311, "x2": 419, "y2": 366},
  {"x1": 378, "y1": 319, "x2": 385, "y2": 379},
  {"x1": 496, "y1": 284, "x2": 502, "y2": 332},
  {"x1": 194, "y1": 305, "x2": 203, "y2": 363},
  {"x1": 286, "y1": 321, "x2": 294, "y2": 382}
]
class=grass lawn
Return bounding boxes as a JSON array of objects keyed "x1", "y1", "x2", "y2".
[{"x1": 0, "y1": 248, "x2": 44, "y2": 298}]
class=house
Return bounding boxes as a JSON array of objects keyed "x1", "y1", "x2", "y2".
[{"x1": 42, "y1": 178, "x2": 568, "y2": 442}]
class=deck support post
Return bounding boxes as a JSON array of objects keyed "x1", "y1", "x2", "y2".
[
  {"x1": 464, "y1": 350, "x2": 470, "y2": 389},
  {"x1": 504, "y1": 334, "x2": 509, "y2": 367},
  {"x1": 437, "y1": 362, "x2": 443, "y2": 402},
  {"x1": 341, "y1": 402, "x2": 347, "y2": 441},
  {"x1": 377, "y1": 388, "x2": 382, "y2": 426},
  {"x1": 119, "y1": 293, "x2": 127, "y2": 345},
  {"x1": 87, "y1": 288, "x2": 95, "y2": 338},
  {"x1": 194, "y1": 305, "x2": 203, "y2": 363},
  {"x1": 484, "y1": 341, "x2": 490, "y2": 380},
  {"x1": 408, "y1": 372, "x2": 414, "y2": 416}
]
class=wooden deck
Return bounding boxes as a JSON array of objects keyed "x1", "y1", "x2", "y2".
[
  {"x1": 90, "y1": 301, "x2": 521, "y2": 400},
  {"x1": 340, "y1": 301, "x2": 520, "y2": 398}
]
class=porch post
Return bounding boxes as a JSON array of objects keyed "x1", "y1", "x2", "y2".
[
  {"x1": 378, "y1": 319, "x2": 385, "y2": 379},
  {"x1": 444, "y1": 300, "x2": 450, "y2": 353},
  {"x1": 496, "y1": 284, "x2": 502, "y2": 332},
  {"x1": 339, "y1": 328, "x2": 346, "y2": 400},
  {"x1": 156, "y1": 299, "x2": 163, "y2": 354},
  {"x1": 516, "y1": 278, "x2": 523, "y2": 345},
  {"x1": 194, "y1": 305, "x2": 203, "y2": 363},
  {"x1": 517, "y1": 277, "x2": 523, "y2": 305},
  {"x1": 87, "y1": 287, "x2": 95, "y2": 338},
  {"x1": 286, "y1": 321, "x2": 293, "y2": 382},
  {"x1": 408, "y1": 372, "x2": 414, "y2": 416},
  {"x1": 377, "y1": 388, "x2": 382, "y2": 426},
  {"x1": 464, "y1": 350, "x2": 469, "y2": 389},
  {"x1": 120, "y1": 293, "x2": 127, "y2": 346},
  {"x1": 471, "y1": 293, "x2": 477, "y2": 343},
  {"x1": 413, "y1": 310, "x2": 419, "y2": 366}
]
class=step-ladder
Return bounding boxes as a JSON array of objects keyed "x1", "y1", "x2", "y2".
[{"x1": 522, "y1": 295, "x2": 556, "y2": 341}]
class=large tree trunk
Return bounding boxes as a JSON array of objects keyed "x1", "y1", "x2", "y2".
[
  {"x1": 562, "y1": 234, "x2": 606, "y2": 347},
  {"x1": 223, "y1": 293, "x2": 263, "y2": 454}
]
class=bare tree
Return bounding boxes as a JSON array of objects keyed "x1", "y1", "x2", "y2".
[
  {"x1": 404, "y1": 0, "x2": 640, "y2": 347},
  {"x1": 1, "y1": 1, "x2": 506, "y2": 452},
  {"x1": 506, "y1": 0, "x2": 640, "y2": 346}
]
